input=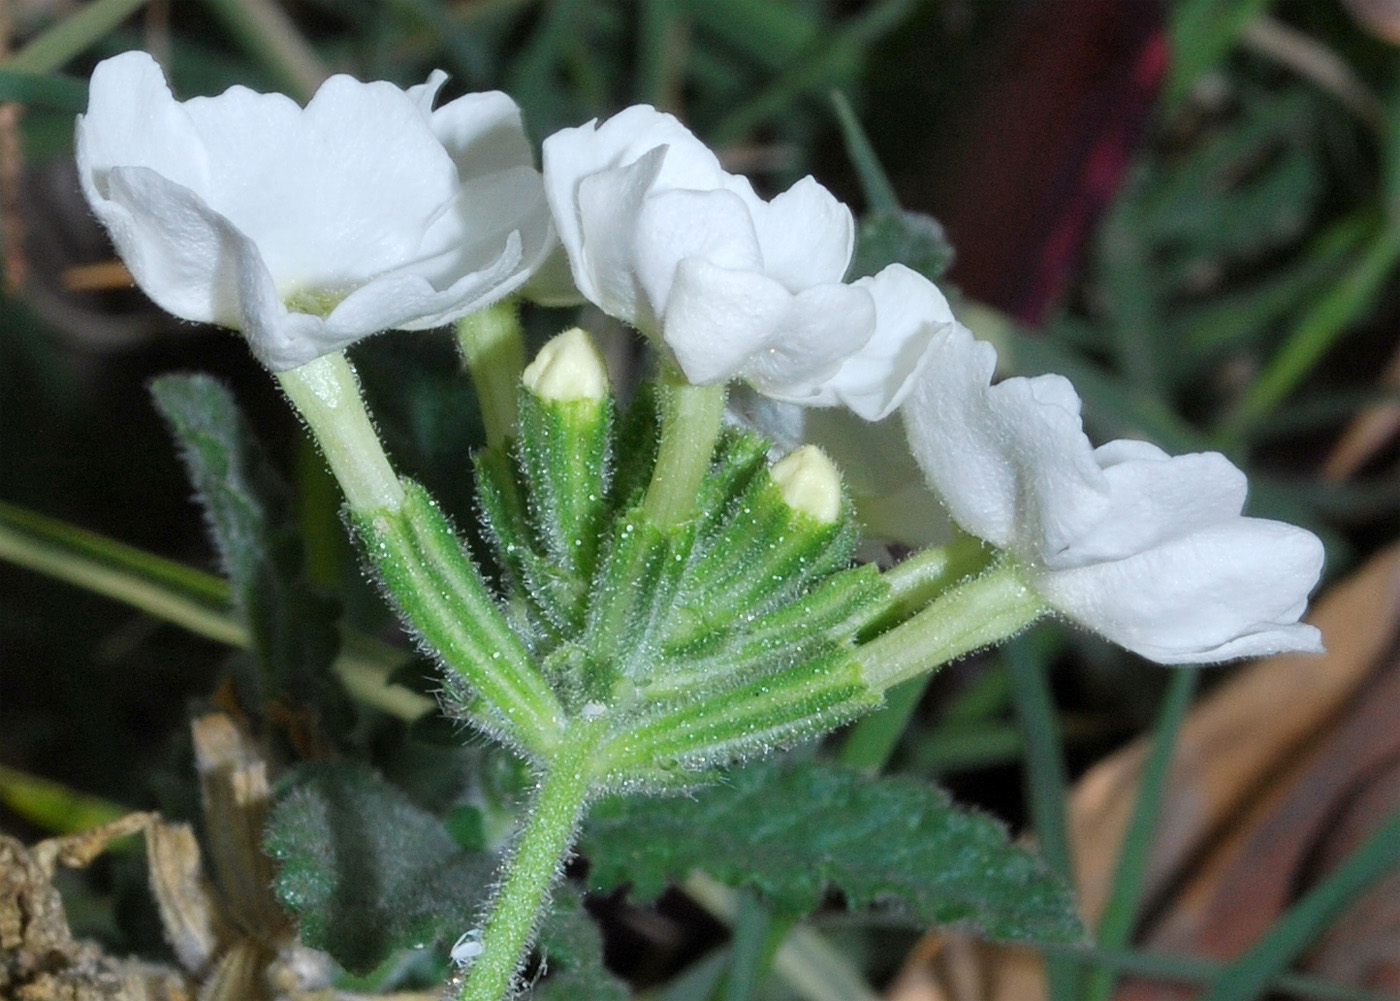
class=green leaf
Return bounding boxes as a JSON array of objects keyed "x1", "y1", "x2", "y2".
[
  {"x1": 527, "y1": 886, "x2": 629, "y2": 1001},
  {"x1": 264, "y1": 761, "x2": 496, "y2": 974},
  {"x1": 582, "y1": 758, "x2": 1083, "y2": 944},
  {"x1": 150, "y1": 374, "x2": 349, "y2": 732},
  {"x1": 847, "y1": 209, "x2": 955, "y2": 282}
]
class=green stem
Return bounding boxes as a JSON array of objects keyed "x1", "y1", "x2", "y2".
[
  {"x1": 641, "y1": 369, "x2": 726, "y2": 530},
  {"x1": 457, "y1": 302, "x2": 527, "y2": 450},
  {"x1": 1084, "y1": 667, "x2": 1199, "y2": 1001},
  {"x1": 459, "y1": 730, "x2": 601, "y2": 1001},
  {"x1": 277, "y1": 352, "x2": 404, "y2": 513},
  {"x1": 857, "y1": 562, "x2": 1046, "y2": 693}
]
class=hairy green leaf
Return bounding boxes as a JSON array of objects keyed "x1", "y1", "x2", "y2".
[
  {"x1": 150, "y1": 374, "x2": 348, "y2": 732},
  {"x1": 848, "y1": 208, "x2": 955, "y2": 282},
  {"x1": 527, "y1": 886, "x2": 629, "y2": 1001},
  {"x1": 264, "y1": 761, "x2": 495, "y2": 974},
  {"x1": 582, "y1": 758, "x2": 1083, "y2": 944}
]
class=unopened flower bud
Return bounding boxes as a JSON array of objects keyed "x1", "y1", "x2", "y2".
[
  {"x1": 771, "y1": 446, "x2": 842, "y2": 524},
  {"x1": 522, "y1": 328, "x2": 609, "y2": 402}
]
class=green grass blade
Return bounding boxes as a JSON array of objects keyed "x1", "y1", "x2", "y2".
[
  {"x1": 3, "y1": 0, "x2": 150, "y2": 74},
  {"x1": 1083, "y1": 667, "x2": 1200, "y2": 1001},
  {"x1": 829, "y1": 90, "x2": 898, "y2": 212},
  {"x1": 1004, "y1": 631, "x2": 1079, "y2": 1001},
  {"x1": 712, "y1": 0, "x2": 916, "y2": 145},
  {"x1": 1036, "y1": 941, "x2": 1395, "y2": 1001},
  {"x1": 0, "y1": 501, "x2": 426, "y2": 719},
  {"x1": 1198, "y1": 804, "x2": 1400, "y2": 1001},
  {"x1": 0, "y1": 764, "x2": 129, "y2": 834},
  {"x1": 0, "y1": 499, "x2": 242, "y2": 645},
  {"x1": 0, "y1": 69, "x2": 88, "y2": 109},
  {"x1": 1225, "y1": 222, "x2": 1400, "y2": 441}
]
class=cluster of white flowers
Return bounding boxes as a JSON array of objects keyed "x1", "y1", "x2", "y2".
[{"x1": 77, "y1": 53, "x2": 1325, "y2": 666}]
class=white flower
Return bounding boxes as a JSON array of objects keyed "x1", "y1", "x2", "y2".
[
  {"x1": 902, "y1": 325, "x2": 1325, "y2": 664},
  {"x1": 76, "y1": 51, "x2": 554, "y2": 371},
  {"x1": 541, "y1": 105, "x2": 942, "y2": 419}
]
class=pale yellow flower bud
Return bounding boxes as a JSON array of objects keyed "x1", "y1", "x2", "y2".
[
  {"x1": 522, "y1": 328, "x2": 610, "y2": 402},
  {"x1": 770, "y1": 445, "x2": 842, "y2": 524}
]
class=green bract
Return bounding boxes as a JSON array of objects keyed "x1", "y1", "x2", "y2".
[{"x1": 365, "y1": 360, "x2": 885, "y2": 787}]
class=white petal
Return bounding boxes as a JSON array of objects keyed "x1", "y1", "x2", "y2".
[
  {"x1": 661, "y1": 258, "x2": 793, "y2": 384},
  {"x1": 94, "y1": 166, "x2": 242, "y2": 326},
  {"x1": 426, "y1": 89, "x2": 535, "y2": 178},
  {"x1": 1036, "y1": 518, "x2": 1325, "y2": 664},
  {"x1": 182, "y1": 74, "x2": 460, "y2": 294},
  {"x1": 571, "y1": 147, "x2": 667, "y2": 324},
  {"x1": 632, "y1": 186, "x2": 763, "y2": 319},
  {"x1": 902, "y1": 324, "x2": 1019, "y2": 546},
  {"x1": 832, "y1": 263, "x2": 955, "y2": 420},
  {"x1": 741, "y1": 282, "x2": 876, "y2": 401},
  {"x1": 988, "y1": 373, "x2": 1109, "y2": 562},
  {"x1": 904, "y1": 327, "x2": 1107, "y2": 555},
  {"x1": 76, "y1": 51, "x2": 209, "y2": 202},
  {"x1": 413, "y1": 165, "x2": 551, "y2": 287},
  {"x1": 542, "y1": 105, "x2": 722, "y2": 288},
  {"x1": 742, "y1": 175, "x2": 854, "y2": 290},
  {"x1": 1054, "y1": 447, "x2": 1249, "y2": 569}
]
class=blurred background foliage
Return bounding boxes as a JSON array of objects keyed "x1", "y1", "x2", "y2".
[{"x1": 3, "y1": 0, "x2": 1400, "y2": 999}]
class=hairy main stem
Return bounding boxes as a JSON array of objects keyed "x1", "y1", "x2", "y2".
[{"x1": 459, "y1": 731, "x2": 600, "y2": 1001}]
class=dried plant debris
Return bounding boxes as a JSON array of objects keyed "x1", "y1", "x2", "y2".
[{"x1": 0, "y1": 713, "x2": 422, "y2": 1001}]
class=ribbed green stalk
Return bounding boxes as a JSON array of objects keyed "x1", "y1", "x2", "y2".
[
  {"x1": 355, "y1": 483, "x2": 565, "y2": 757},
  {"x1": 857, "y1": 562, "x2": 1046, "y2": 693}
]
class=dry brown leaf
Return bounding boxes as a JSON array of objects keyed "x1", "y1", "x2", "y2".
[
  {"x1": 1115, "y1": 645, "x2": 1400, "y2": 1000},
  {"x1": 883, "y1": 933, "x2": 1044, "y2": 1001},
  {"x1": 1340, "y1": 0, "x2": 1400, "y2": 44},
  {"x1": 1069, "y1": 541, "x2": 1400, "y2": 924},
  {"x1": 1, "y1": 826, "x2": 195, "y2": 1001},
  {"x1": 1322, "y1": 336, "x2": 1400, "y2": 480},
  {"x1": 191, "y1": 713, "x2": 288, "y2": 940}
]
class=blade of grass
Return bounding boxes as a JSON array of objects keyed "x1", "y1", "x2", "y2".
[
  {"x1": 1223, "y1": 221, "x2": 1400, "y2": 443},
  {"x1": 1082, "y1": 667, "x2": 1200, "y2": 1001},
  {"x1": 1165, "y1": 0, "x2": 1273, "y2": 110},
  {"x1": 0, "y1": 69, "x2": 88, "y2": 109},
  {"x1": 0, "y1": 499, "x2": 240, "y2": 644},
  {"x1": 0, "y1": 501, "x2": 427, "y2": 719},
  {"x1": 1034, "y1": 941, "x2": 1396, "y2": 1001},
  {"x1": 837, "y1": 676, "x2": 928, "y2": 771},
  {"x1": 712, "y1": 0, "x2": 916, "y2": 146},
  {"x1": 0, "y1": 764, "x2": 129, "y2": 834},
  {"x1": 1198, "y1": 804, "x2": 1400, "y2": 1001},
  {"x1": 636, "y1": 0, "x2": 688, "y2": 109},
  {"x1": 684, "y1": 873, "x2": 879, "y2": 1001},
  {"x1": 3, "y1": 0, "x2": 150, "y2": 74},
  {"x1": 829, "y1": 90, "x2": 898, "y2": 212},
  {"x1": 198, "y1": 0, "x2": 327, "y2": 100},
  {"x1": 1004, "y1": 630, "x2": 1079, "y2": 1001}
]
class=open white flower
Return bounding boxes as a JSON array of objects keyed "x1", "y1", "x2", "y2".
[
  {"x1": 902, "y1": 324, "x2": 1325, "y2": 664},
  {"x1": 541, "y1": 105, "x2": 940, "y2": 418},
  {"x1": 76, "y1": 51, "x2": 554, "y2": 371}
]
